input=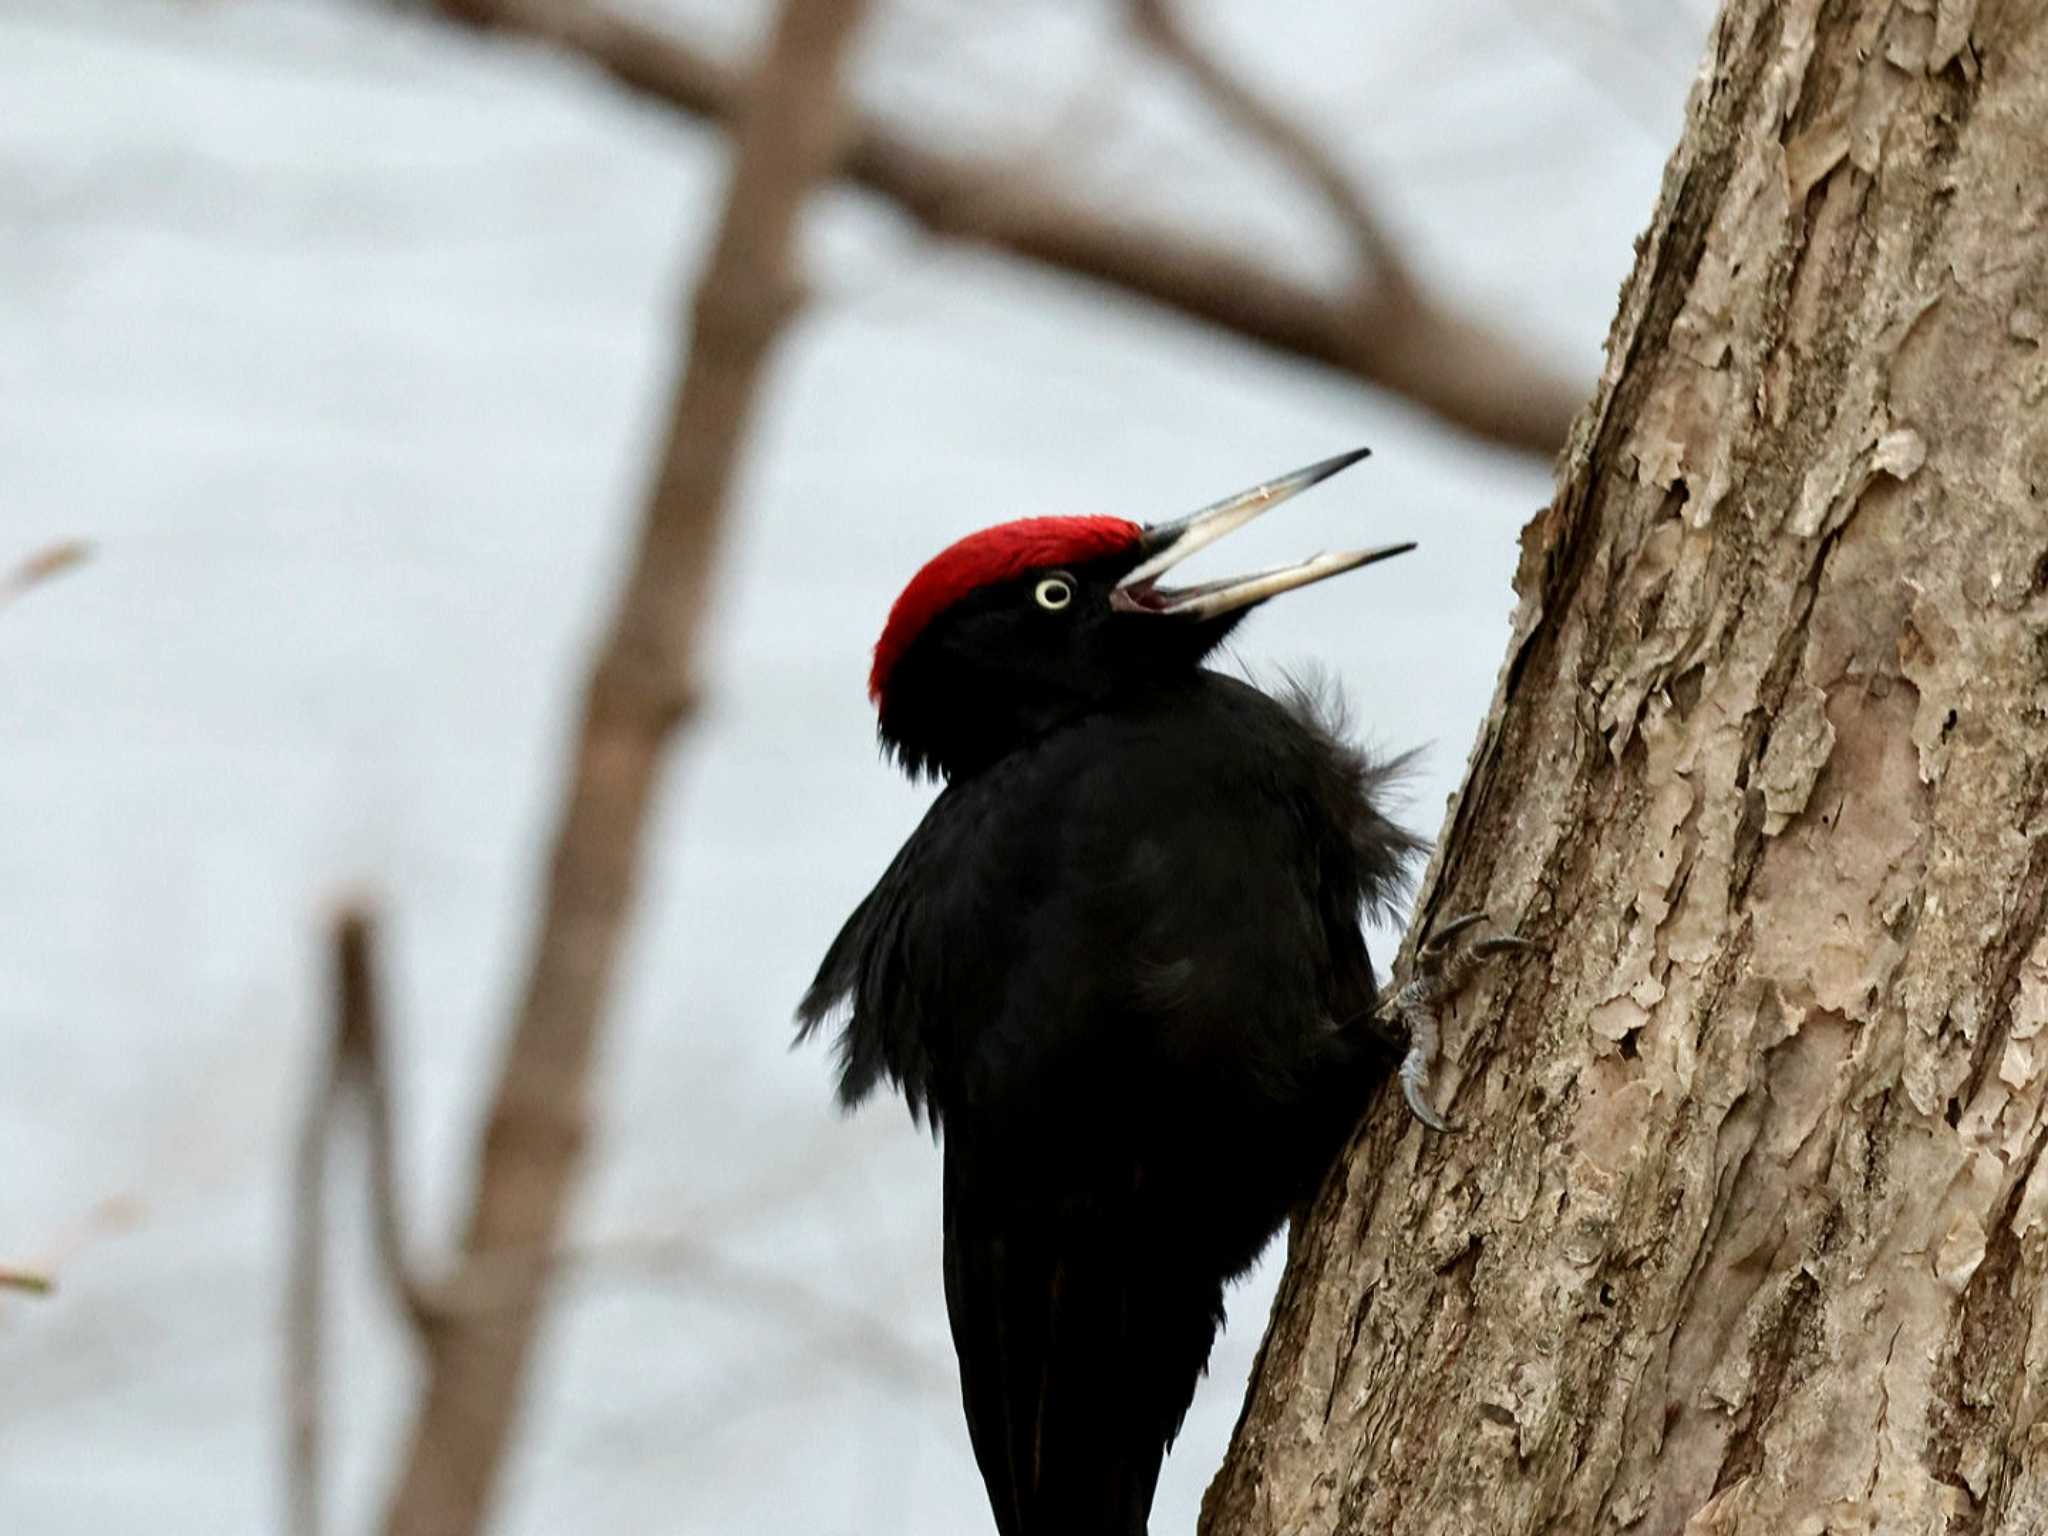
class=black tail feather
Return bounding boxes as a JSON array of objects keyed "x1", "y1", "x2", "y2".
[{"x1": 943, "y1": 1146, "x2": 1221, "y2": 1536}]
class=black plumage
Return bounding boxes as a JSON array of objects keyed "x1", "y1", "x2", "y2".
[{"x1": 798, "y1": 457, "x2": 1423, "y2": 1535}]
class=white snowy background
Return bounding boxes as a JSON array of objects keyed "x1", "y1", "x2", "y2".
[{"x1": 0, "y1": 2, "x2": 1707, "y2": 1531}]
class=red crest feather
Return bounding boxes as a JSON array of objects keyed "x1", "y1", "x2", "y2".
[{"x1": 869, "y1": 516, "x2": 1143, "y2": 702}]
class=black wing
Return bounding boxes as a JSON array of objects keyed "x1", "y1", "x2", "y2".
[{"x1": 794, "y1": 760, "x2": 1001, "y2": 1126}]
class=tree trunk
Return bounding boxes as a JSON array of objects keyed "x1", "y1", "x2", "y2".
[{"x1": 1204, "y1": 3, "x2": 2048, "y2": 1533}]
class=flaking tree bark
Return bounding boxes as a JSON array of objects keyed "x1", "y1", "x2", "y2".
[{"x1": 1207, "y1": 3, "x2": 2048, "y2": 1533}]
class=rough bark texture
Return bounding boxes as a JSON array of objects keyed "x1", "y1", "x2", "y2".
[
  {"x1": 1205, "y1": 3, "x2": 2048, "y2": 1533},
  {"x1": 375, "y1": 1, "x2": 872, "y2": 1531}
]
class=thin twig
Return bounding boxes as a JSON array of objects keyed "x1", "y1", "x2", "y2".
[
  {"x1": 1128, "y1": 0, "x2": 1410, "y2": 295},
  {"x1": 0, "y1": 1196, "x2": 140, "y2": 1302},
  {"x1": 334, "y1": 912, "x2": 438, "y2": 1338},
  {"x1": 575, "y1": 1230, "x2": 949, "y2": 1393},
  {"x1": 1, "y1": 540, "x2": 90, "y2": 607},
  {"x1": 342, "y1": 1224, "x2": 948, "y2": 1394},
  {"x1": 285, "y1": 924, "x2": 343, "y2": 1536},
  {"x1": 376, "y1": 3, "x2": 878, "y2": 1532},
  {"x1": 286, "y1": 909, "x2": 436, "y2": 1536},
  {"x1": 1123, "y1": 0, "x2": 1583, "y2": 457},
  {"x1": 412, "y1": 0, "x2": 1582, "y2": 454}
]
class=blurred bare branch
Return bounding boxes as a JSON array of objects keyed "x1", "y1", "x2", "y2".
[
  {"x1": 375, "y1": 2, "x2": 877, "y2": 1532},
  {"x1": 1122, "y1": 0, "x2": 1590, "y2": 455},
  {"x1": 1123, "y1": 0, "x2": 1586, "y2": 451},
  {"x1": 412, "y1": 0, "x2": 1583, "y2": 454},
  {"x1": 1128, "y1": 0, "x2": 1406, "y2": 288},
  {"x1": 286, "y1": 955, "x2": 332, "y2": 1536},
  {"x1": 288, "y1": 909, "x2": 436, "y2": 1536},
  {"x1": 0, "y1": 1196, "x2": 140, "y2": 1304},
  {"x1": 344, "y1": 926, "x2": 439, "y2": 1339},
  {"x1": 387, "y1": 1222, "x2": 950, "y2": 1394},
  {"x1": 1, "y1": 540, "x2": 91, "y2": 607},
  {"x1": 285, "y1": 913, "x2": 930, "y2": 1531},
  {"x1": 567, "y1": 1230, "x2": 952, "y2": 1395}
]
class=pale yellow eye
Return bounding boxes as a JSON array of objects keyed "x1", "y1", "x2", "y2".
[{"x1": 1033, "y1": 575, "x2": 1075, "y2": 611}]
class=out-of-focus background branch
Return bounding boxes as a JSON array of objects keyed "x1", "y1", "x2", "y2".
[
  {"x1": 1, "y1": 541, "x2": 92, "y2": 610},
  {"x1": 0, "y1": 1265, "x2": 57, "y2": 1296},
  {"x1": 289, "y1": 909, "x2": 431, "y2": 1536},
  {"x1": 1, "y1": 1, "x2": 1711, "y2": 1532},
  {"x1": 417, "y1": 0, "x2": 1583, "y2": 453},
  {"x1": 374, "y1": 1, "x2": 872, "y2": 1530}
]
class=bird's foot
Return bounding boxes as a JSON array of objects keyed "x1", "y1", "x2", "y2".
[{"x1": 1374, "y1": 912, "x2": 1539, "y2": 1133}]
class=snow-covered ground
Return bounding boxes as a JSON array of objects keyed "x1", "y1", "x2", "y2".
[{"x1": 0, "y1": 1, "x2": 1701, "y2": 1530}]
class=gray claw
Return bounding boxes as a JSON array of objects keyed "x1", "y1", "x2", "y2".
[
  {"x1": 1422, "y1": 912, "x2": 1488, "y2": 953},
  {"x1": 1399, "y1": 1036, "x2": 1454, "y2": 1133},
  {"x1": 1472, "y1": 934, "x2": 1541, "y2": 958},
  {"x1": 1381, "y1": 912, "x2": 1537, "y2": 1133}
]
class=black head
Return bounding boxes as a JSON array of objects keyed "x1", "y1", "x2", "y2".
[{"x1": 867, "y1": 449, "x2": 1412, "y2": 781}]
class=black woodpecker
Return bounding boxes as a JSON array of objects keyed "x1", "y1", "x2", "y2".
[{"x1": 799, "y1": 449, "x2": 1525, "y2": 1535}]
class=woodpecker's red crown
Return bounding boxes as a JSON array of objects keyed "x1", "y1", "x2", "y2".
[{"x1": 869, "y1": 516, "x2": 1143, "y2": 703}]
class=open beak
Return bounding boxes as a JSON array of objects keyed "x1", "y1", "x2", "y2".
[{"x1": 1111, "y1": 447, "x2": 1414, "y2": 620}]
